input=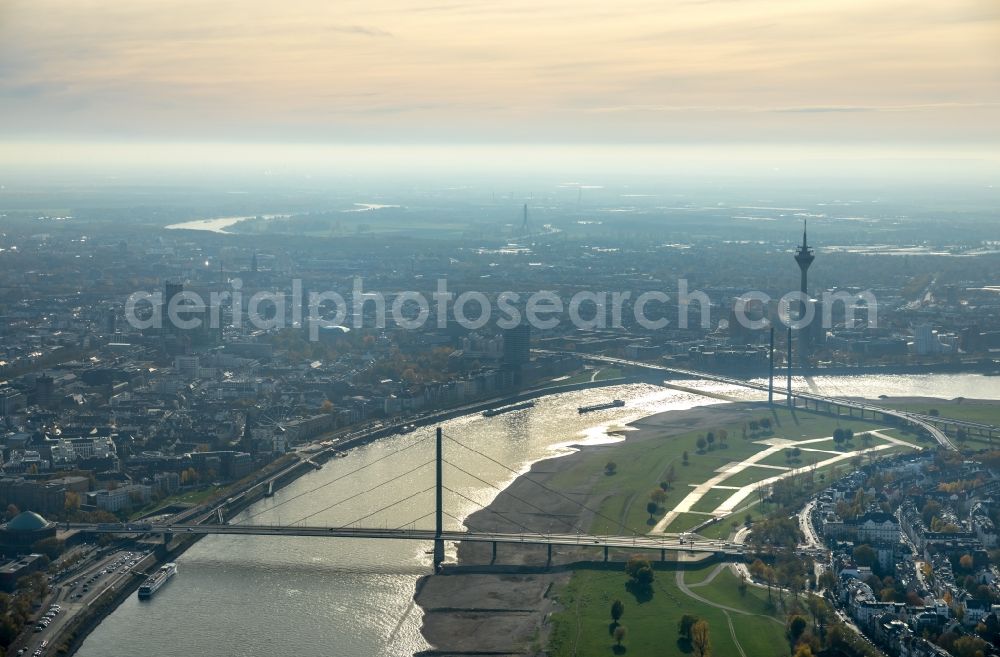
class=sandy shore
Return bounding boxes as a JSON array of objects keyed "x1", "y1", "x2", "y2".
[{"x1": 413, "y1": 400, "x2": 770, "y2": 656}]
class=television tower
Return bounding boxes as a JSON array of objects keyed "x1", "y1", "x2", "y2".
[
  {"x1": 794, "y1": 220, "x2": 815, "y2": 365},
  {"x1": 520, "y1": 203, "x2": 531, "y2": 237}
]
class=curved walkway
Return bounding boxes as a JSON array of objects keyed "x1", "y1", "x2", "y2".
[{"x1": 675, "y1": 569, "x2": 784, "y2": 657}]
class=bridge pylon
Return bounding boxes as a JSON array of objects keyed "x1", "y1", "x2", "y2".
[
  {"x1": 768, "y1": 326, "x2": 775, "y2": 405},
  {"x1": 786, "y1": 325, "x2": 793, "y2": 406},
  {"x1": 434, "y1": 427, "x2": 445, "y2": 570}
]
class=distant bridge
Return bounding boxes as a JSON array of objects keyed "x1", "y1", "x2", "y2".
[{"x1": 552, "y1": 351, "x2": 998, "y2": 451}]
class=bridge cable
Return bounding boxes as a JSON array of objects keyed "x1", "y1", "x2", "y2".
[
  {"x1": 442, "y1": 432, "x2": 643, "y2": 537},
  {"x1": 393, "y1": 511, "x2": 436, "y2": 531},
  {"x1": 441, "y1": 483, "x2": 539, "y2": 535},
  {"x1": 239, "y1": 434, "x2": 433, "y2": 523},
  {"x1": 279, "y1": 458, "x2": 436, "y2": 527},
  {"x1": 443, "y1": 460, "x2": 585, "y2": 534},
  {"x1": 332, "y1": 485, "x2": 436, "y2": 530}
]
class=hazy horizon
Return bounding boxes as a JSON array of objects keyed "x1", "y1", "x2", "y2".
[{"x1": 2, "y1": 0, "x2": 998, "y2": 179}]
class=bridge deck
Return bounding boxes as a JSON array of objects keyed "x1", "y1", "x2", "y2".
[{"x1": 68, "y1": 523, "x2": 744, "y2": 554}]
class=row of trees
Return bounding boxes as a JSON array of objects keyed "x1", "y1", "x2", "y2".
[
  {"x1": 832, "y1": 427, "x2": 855, "y2": 446},
  {"x1": 696, "y1": 429, "x2": 728, "y2": 452},
  {"x1": 0, "y1": 571, "x2": 49, "y2": 649},
  {"x1": 743, "y1": 417, "x2": 774, "y2": 438}
]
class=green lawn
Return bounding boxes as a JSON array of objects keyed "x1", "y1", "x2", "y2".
[
  {"x1": 662, "y1": 512, "x2": 714, "y2": 533},
  {"x1": 549, "y1": 566, "x2": 789, "y2": 657},
  {"x1": 544, "y1": 406, "x2": 904, "y2": 655},
  {"x1": 546, "y1": 407, "x2": 888, "y2": 536},
  {"x1": 560, "y1": 369, "x2": 600, "y2": 385},
  {"x1": 721, "y1": 466, "x2": 788, "y2": 488},
  {"x1": 556, "y1": 367, "x2": 626, "y2": 385},
  {"x1": 692, "y1": 568, "x2": 776, "y2": 616},
  {"x1": 696, "y1": 518, "x2": 742, "y2": 540},
  {"x1": 877, "y1": 399, "x2": 1000, "y2": 448},
  {"x1": 689, "y1": 487, "x2": 737, "y2": 513},
  {"x1": 878, "y1": 399, "x2": 1000, "y2": 425},
  {"x1": 594, "y1": 367, "x2": 624, "y2": 381},
  {"x1": 130, "y1": 485, "x2": 224, "y2": 519},
  {"x1": 873, "y1": 428, "x2": 928, "y2": 447}
]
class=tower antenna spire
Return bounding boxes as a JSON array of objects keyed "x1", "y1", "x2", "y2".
[{"x1": 803, "y1": 219, "x2": 808, "y2": 248}]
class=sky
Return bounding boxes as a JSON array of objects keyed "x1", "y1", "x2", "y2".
[{"x1": 1, "y1": 0, "x2": 999, "y2": 170}]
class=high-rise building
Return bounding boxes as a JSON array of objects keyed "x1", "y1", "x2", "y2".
[
  {"x1": 164, "y1": 281, "x2": 184, "y2": 308},
  {"x1": 794, "y1": 221, "x2": 815, "y2": 364},
  {"x1": 34, "y1": 374, "x2": 55, "y2": 408},
  {"x1": 502, "y1": 324, "x2": 531, "y2": 366},
  {"x1": 163, "y1": 281, "x2": 184, "y2": 335},
  {"x1": 502, "y1": 324, "x2": 531, "y2": 386}
]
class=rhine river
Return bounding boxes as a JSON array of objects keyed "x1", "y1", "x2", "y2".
[{"x1": 76, "y1": 374, "x2": 1000, "y2": 657}]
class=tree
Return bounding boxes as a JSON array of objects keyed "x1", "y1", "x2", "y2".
[
  {"x1": 760, "y1": 417, "x2": 771, "y2": 430},
  {"x1": 706, "y1": 432, "x2": 715, "y2": 449},
  {"x1": 852, "y1": 544, "x2": 877, "y2": 568},
  {"x1": 691, "y1": 619, "x2": 711, "y2": 657},
  {"x1": 650, "y1": 488, "x2": 667, "y2": 505},
  {"x1": 65, "y1": 491, "x2": 81, "y2": 512},
  {"x1": 959, "y1": 554, "x2": 974, "y2": 571},
  {"x1": 717, "y1": 429, "x2": 728, "y2": 446},
  {"x1": 613, "y1": 625, "x2": 627, "y2": 647},
  {"x1": 682, "y1": 451, "x2": 689, "y2": 465},
  {"x1": 5, "y1": 504, "x2": 18, "y2": 521},
  {"x1": 611, "y1": 599, "x2": 624, "y2": 623},
  {"x1": 788, "y1": 615, "x2": 808, "y2": 647},
  {"x1": 626, "y1": 556, "x2": 654, "y2": 589},
  {"x1": 678, "y1": 613, "x2": 699, "y2": 640},
  {"x1": 605, "y1": 461, "x2": 617, "y2": 476},
  {"x1": 696, "y1": 437, "x2": 707, "y2": 452},
  {"x1": 647, "y1": 501, "x2": 659, "y2": 521}
]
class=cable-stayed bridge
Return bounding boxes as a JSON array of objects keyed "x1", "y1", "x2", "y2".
[{"x1": 70, "y1": 428, "x2": 746, "y2": 569}]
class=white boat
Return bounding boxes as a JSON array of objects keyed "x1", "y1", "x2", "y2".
[{"x1": 137, "y1": 562, "x2": 177, "y2": 599}]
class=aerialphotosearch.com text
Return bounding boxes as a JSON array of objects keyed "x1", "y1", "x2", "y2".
[{"x1": 125, "y1": 277, "x2": 877, "y2": 340}]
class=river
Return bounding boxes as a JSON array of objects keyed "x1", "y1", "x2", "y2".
[{"x1": 75, "y1": 374, "x2": 1000, "y2": 657}]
